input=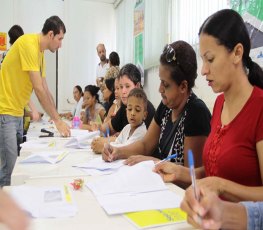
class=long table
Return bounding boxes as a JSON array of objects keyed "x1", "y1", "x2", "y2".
[{"x1": 6, "y1": 120, "x2": 194, "y2": 230}]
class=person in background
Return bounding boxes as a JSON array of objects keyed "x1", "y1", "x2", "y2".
[
  {"x1": 109, "y1": 51, "x2": 120, "y2": 68},
  {"x1": 102, "y1": 41, "x2": 211, "y2": 174},
  {"x1": 104, "y1": 77, "x2": 121, "y2": 123},
  {"x1": 60, "y1": 85, "x2": 84, "y2": 120},
  {"x1": 181, "y1": 186, "x2": 263, "y2": 230},
  {"x1": 96, "y1": 43, "x2": 109, "y2": 87},
  {"x1": 91, "y1": 63, "x2": 156, "y2": 154},
  {"x1": 0, "y1": 25, "x2": 24, "y2": 66},
  {"x1": 81, "y1": 85, "x2": 106, "y2": 130},
  {"x1": 102, "y1": 61, "x2": 120, "y2": 113},
  {"x1": 102, "y1": 77, "x2": 115, "y2": 121},
  {"x1": 0, "y1": 16, "x2": 70, "y2": 187},
  {"x1": 154, "y1": 9, "x2": 263, "y2": 201},
  {"x1": 108, "y1": 88, "x2": 147, "y2": 149}
]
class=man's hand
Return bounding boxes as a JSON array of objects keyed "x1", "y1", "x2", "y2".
[{"x1": 54, "y1": 119, "x2": 71, "y2": 137}]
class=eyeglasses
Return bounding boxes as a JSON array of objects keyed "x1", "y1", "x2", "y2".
[{"x1": 163, "y1": 44, "x2": 176, "y2": 63}]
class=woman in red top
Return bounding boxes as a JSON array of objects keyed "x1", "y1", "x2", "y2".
[{"x1": 154, "y1": 9, "x2": 263, "y2": 202}]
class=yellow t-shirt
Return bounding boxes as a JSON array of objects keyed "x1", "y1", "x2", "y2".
[{"x1": 0, "y1": 34, "x2": 46, "y2": 116}]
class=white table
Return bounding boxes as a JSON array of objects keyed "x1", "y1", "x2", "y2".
[
  {"x1": 5, "y1": 177, "x2": 194, "y2": 230},
  {"x1": 8, "y1": 121, "x2": 195, "y2": 230}
]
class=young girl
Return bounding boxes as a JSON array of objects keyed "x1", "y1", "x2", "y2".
[
  {"x1": 110, "y1": 88, "x2": 147, "y2": 148},
  {"x1": 103, "y1": 77, "x2": 121, "y2": 123},
  {"x1": 81, "y1": 85, "x2": 105, "y2": 130}
]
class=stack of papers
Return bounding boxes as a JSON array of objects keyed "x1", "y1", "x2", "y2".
[
  {"x1": 73, "y1": 157, "x2": 125, "y2": 175},
  {"x1": 86, "y1": 161, "x2": 183, "y2": 214},
  {"x1": 10, "y1": 185, "x2": 78, "y2": 218},
  {"x1": 19, "y1": 150, "x2": 69, "y2": 164},
  {"x1": 65, "y1": 131, "x2": 100, "y2": 149}
]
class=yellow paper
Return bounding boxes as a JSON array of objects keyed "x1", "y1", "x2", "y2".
[{"x1": 125, "y1": 208, "x2": 186, "y2": 229}]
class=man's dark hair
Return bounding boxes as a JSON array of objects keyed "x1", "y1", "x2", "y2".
[{"x1": 42, "y1": 16, "x2": 66, "y2": 36}]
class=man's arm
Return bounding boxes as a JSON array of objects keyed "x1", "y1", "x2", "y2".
[
  {"x1": 29, "y1": 71, "x2": 70, "y2": 136},
  {"x1": 42, "y1": 78, "x2": 56, "y2": 109}
]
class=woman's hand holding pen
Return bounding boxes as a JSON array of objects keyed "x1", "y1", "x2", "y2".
[
  {"x1": 180, "y1": 186, "x2": 225, "y2": 230},
  {"x1": 102, "y1": 144, "x2": 119, "y2": 162}
]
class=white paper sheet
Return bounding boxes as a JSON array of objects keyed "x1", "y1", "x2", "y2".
[
  {"x1": 73, "y1": 157, "x2": 125, "y2": 171},
  {"x1": 86, "y1": 161, "x2": 167, "y2": 196},
  {"x1": 97, "y1": 190, "x2": 183, "y2": 215},
  {"x1": 10, "y1": 185, "x2": 78, "y2": 218},
  {"x1": 70, "y1": 129, "x2": 90, "y2": 137},
  {"x1": 20, "y1": 139, "x2": 56, "y2": 149},
  {"x1": 65, "y1": 131, "x2": 100, "y2": 149},
  {"x1": 19, "y1": 150, "x2": 69, "y2": 164}
]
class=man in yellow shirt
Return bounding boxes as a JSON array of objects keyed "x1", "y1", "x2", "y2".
[{"x1": 0, "y1": 16, "x2": 70, "y2": 186}]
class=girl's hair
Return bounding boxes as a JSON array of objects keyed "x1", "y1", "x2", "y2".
[
  {"x1": 160, "y1": 40, "x2": 197, "y2": 91},
  {"x1": 8, "y1": 25, "x2": 24, "y2": 45},
  {"x1": 74, "y1": 85, "x2": 84, "y2": 96},
  {"x1": 109, "y1": 51, "x2": 120, "y2": 66},
  {"x1": 118, "y1": 63, "x2": 141, "y2": 86},
  {"x1": 104, "y1": 78, "x2": 115, "y2": 106},
  {"x1": 128, "y1": 88, "x2": 147, "y2": 110},
  {"x1": 84, "y1": 85, "x2": 100, "y2": 103},
  {"x1": 199, "y1": 9, "x2": 263, "y2": 89}
]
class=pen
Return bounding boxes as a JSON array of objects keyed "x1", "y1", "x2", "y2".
[
  {"x1": 106, "y1": 126, "x2": 110, "y2": 144},
  {"x1": 188, "y1": 149, "x2": 198, "y2": 200},
  {"x1": 155, "y1": 153, "x2": 177, "y2": 166},
  {"x1": 105, "y1": 125, "x2": 113, "y2": 161}
]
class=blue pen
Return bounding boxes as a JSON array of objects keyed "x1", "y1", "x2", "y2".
[
  {"x1": 106, "y1": 126, "x2": 110, "y2": 144},
  {"x1": 155, "y1": 153, "x2": 177, "y2": 166},
  {"x1": 188, "y1": 149, "x2": 198, "y2": 200}
]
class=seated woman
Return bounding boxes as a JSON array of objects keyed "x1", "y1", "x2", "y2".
[
  {"x1": 91, "y1": 63, "x2": 156, "y2": 153},
  {"x1": 154, "y1": 9, "x2": 263, "y2": 202},
  {"x1": 60, "y1": 85, "x2": 83, "y2": 120},
  {"x1": 102, "y1": 40, "x2": 211, "y2": 169},
  {"x1": 81, "y1": 85, "x2": 105, "y2": 131}
]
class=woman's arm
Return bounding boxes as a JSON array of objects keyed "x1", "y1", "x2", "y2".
[{"x1": 184, "y1": 136, "x2": 207, "y2": 167}]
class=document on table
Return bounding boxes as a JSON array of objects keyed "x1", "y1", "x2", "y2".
[
  {"x1": 65, "y1": 130, "x2": 100, "y2": 149},
  {"x1": 73, "y1": 157, "x2": 125, "y2": 171},
  {"x1": 19, "y1": 150, "x2": 69, "y2": 164},
  {"x1": 86, "y1": 161, "x2": 167, "y2": 196},
  {"x1": 124, "y1": 208, "x2": 186, "y2": 229},
  {"x1": 86, "y1": 161, "x2": 182, "y2": 215},
  {"x1": 70, "y1": 129, "x2": 90, "y2": 137},
  {"x1": 10, "y1": 185, "x2": 78, "y2": 218},
  {"x1": 97, "y1": 190, "x2": 183, "y2": 215},
  {"x1": 20, "y1": 139, "x2": 56, "y2": 149}
]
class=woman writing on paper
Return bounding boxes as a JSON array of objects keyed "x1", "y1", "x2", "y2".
[{"x1": 155, "y1": 9, "x2": 263, "y2": 202}]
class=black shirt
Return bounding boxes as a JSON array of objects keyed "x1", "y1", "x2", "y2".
[
  {"x1": 111, "y1": 100, "x2": 155, "y2": 132},
  {"x1": 154, "y1": 93, "x2": 211, "y2": 164}
]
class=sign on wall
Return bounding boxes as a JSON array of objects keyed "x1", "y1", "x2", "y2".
[
  {"x1": 0, "y1": 32, "x2": 7, "y2": 51},
  {"x1": 231, "y1": 0, "x2": 263, "y2": 66},
  {"x1": 134, "y1": 0, "x2": 145, "y2": 85}
]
